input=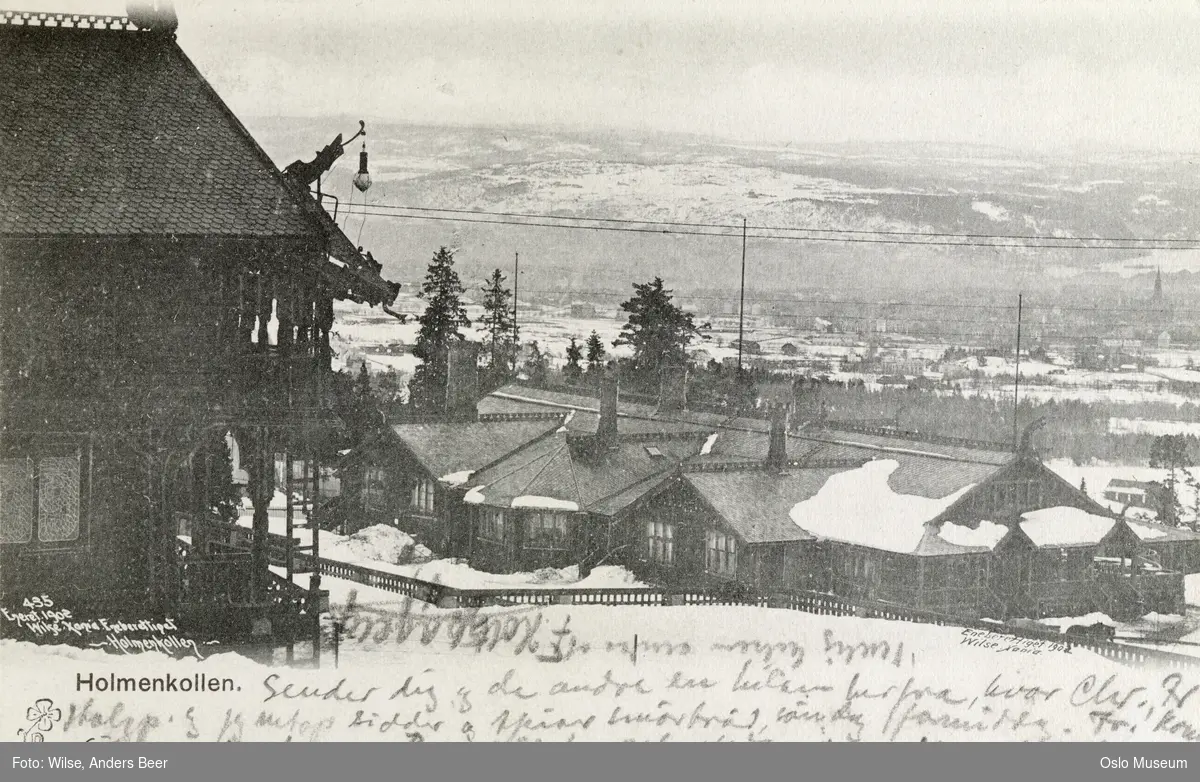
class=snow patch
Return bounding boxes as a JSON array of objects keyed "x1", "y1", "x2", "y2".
[
  {"x1": 1019, "y1": 507, "x2": 1116, "y2": 547},
  {"x1": 325, "y1": 524, "x2": 433, "y2": 566},
  {"x1": 937, "y1": 520, "x2": 1009, "y2": 550},
  {"x1": 556, "y1": 410, "x2": 576, "y2": 433},
  {"x1": 788, "y1": 460, "x2": 975, "y2": 553},
  {"x1": 1127, "y1": 521, "x2": 1169, "y2": 540},
  {"x1": 701, "y1": 433, "x2": 719, "y2": 455},
  {"x1": 464, "y1": 486, "x2": 486, "y2": 505},
  {"x1": 440, "y1": 471, "x2": 473, "y2": 487},
  {"x1": 971, "y1": 201, "x2": 1010, "y2": 222},
  {"x1": 511, "y1": 495, "x2": 580, "y2": 511}
]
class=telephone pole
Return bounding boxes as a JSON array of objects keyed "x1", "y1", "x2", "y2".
[
  {"x1": 512, "y1": 251, "x2": 519, "y2": 374},
  {"x1": 737, "y1": 218, "x2": 747, "y2": 374},
  {"x1": 1013, "y1": 293, "x2": 1023, "y2": 450}
]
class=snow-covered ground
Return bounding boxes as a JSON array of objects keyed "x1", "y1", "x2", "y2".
[
  {"x1": 1045, "y1": 459, "x2": 1200, "y2": 523},
  {"x1": 234, "y1": 514, "x2": 645, "y2": 591},
  {"x1": 1037, "y1": 611, "x2": 1186, "y2": 638},
  {"x1": 3, "y1": 592, "x2": 1191, "y2": 742},
  {"x1": 1110, "y1": 417, "x2": 1200, "y2": 438}
]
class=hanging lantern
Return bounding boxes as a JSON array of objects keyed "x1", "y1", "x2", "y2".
[{"x1": 352, "y1": 142, "x2": 371, "y2": 193}]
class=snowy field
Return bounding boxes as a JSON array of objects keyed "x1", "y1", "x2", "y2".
[
  {"x1": 1110, "y1": 417, "x2": 1200, "y2": 438},
  {"x1": 4, "y1": 592, "x2": 1197, "y2": 742},
  {"x1": 1045, "y1": 459, "x2": 1200, "y2": 523}
]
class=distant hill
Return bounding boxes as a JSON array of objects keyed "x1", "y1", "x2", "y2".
[{"x1": 245, "y1": 118, "x2": 1200, "y2": 305}]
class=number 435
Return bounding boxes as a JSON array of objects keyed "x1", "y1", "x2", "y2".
[{"x1": 23, "y1": 595, "x2": 53, "y2": 609}]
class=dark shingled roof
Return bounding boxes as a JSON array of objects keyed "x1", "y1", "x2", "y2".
[
  {"x1": 0, "y1": 22, "x2": 399, "y2": 304},
  {"x1": 0, "y1": 25, "x2": 311, "y2": 237},
  {"x1": 684, "y1": 471, "x2": 824, "y2": 543},
  {"x1": 465, "y1": 433, "x2": 702, "y2": 517},
  {"x1": 390, "y1": 419, "x2": 564, "y2": 479}
]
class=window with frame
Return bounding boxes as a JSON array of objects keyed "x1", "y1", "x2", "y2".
[
  {"x1": 363, "y1": 465, "x2": 387, "y2": 511},
  {"x1": 525, "y1": 511, "x2": 569, "y2": 549},
  {"x1": 410, "y1": 478, "x2": 435, "y2": 514},
  {"x1": 477, "y1": 508, "x2": 506, "y2": 543},
  {"x1": 646, "y1": 520, "x2": 674, "y2": 564},
  {"x1": 1, "y1": 453, "x2": 81, "y2": 545},
  {"x1": 706, "y1": 529, "x2": 737, "y2": 575}
]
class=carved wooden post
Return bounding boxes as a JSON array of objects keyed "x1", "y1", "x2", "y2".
[
  {"x1": 310, "y1": 453, "x2": 322, "y2": 667},
  {"x1": 246, "y1": 426, "x2": 271, "y2": 601}
]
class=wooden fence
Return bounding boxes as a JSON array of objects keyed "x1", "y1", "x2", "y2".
[{"x1": 195, "y1": 520, "x2": 1200, "y2": 672}]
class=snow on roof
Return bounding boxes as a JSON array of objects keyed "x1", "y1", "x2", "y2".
[
  {"x1": 464, "y1": 486, "x2": 486, "y2": 505},
  {"x1": 787, "y1": 460, "x2": 976, "y2": 553},
  {"x1": 1127, "y1": 520, "x2": 1169, "y2": 540},
  {"x1": 937, "y1": 520, "x2": 1010, "y2": 551},
  {"x1": 440, "y1": 470, "x2": 473, "y2": 487},
  {"x1": 1020, "y1": 507, "x2": 1116, "y2": 547},
  {"x1": 510, "y1": 495, "x2": 581, "y2": 512},
  {"x1": 701, "y1": 433, "x2": 719, "y2": 455}
]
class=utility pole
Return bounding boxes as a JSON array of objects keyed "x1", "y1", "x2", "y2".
[
  {"x1": 512, "y1": 252, "x2": 519, "y2": 374},
  {"x1": 737, "y1": 218, "x2": 747, "y2": 375},
  {"x1": 1013, "y1": 293, "x2": 1023, "y2": 451}
]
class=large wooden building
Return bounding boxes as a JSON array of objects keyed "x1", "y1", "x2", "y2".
[
  {"x1": 346, "y1": 373, "x2": 1200, "y2": 621},
  {"x1": 0, "y1": 12, "x2": 399, "y2": 640}
]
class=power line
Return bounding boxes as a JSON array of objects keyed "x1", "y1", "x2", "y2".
[
  {"x1": 513, "y1": 287, "x2": 1200, "y2": 316},
  {"x1": 338, "y1": 207, "x2": 1200, "y2": 251},
  {"x1": 339, "y1": 202, "x2": 1200, "y2": 246}
]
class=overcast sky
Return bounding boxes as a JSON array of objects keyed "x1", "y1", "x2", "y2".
[{"x1": 25, "y1": 0, "x2": 1200, "y2": 152}]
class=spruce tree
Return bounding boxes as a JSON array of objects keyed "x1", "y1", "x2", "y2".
[
  {"x1": 585, "y1": 330, "x2": 607, "y2": 376},
  {"x1": 410, "y1": 247, "x2": 471, "y2": 411},
  {"x1": 480, "y1": 269, "x2": 517, "y2": 389},
  {"x1": 615, "y1": 277, "x2": 708, "y2": 389},
  {"x1": 201, "y1": 430, "x2": 240, "y2": 523},
  {"x1": 523, "y1": 341, "x2": 550, "y2": 386},
  {"x1": 564, "y1": 336, "x2": 583, "y2": 383}
]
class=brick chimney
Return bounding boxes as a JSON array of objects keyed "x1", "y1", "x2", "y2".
[
  {"x1": 596, "y1": 370, "x2": 620, "y2": 450},
  {"x1": 657, "y1": 365, "x2": 689, "y2": 414},
  {"x1": 445, "y1": 340, "x2": 480, "y2": 422},
  {"x1": 766, "y1": 403, "x2": 789, "y2": 471}
]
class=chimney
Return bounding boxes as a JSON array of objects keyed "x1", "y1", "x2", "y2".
[
  {"x1": 445, "y1": 340, "x2": 480, "y2": 422},
  {"x1": 766, "y1": 403, "x2": 789, "y2": 471},
  {"x1": 657, "y1": 365, "x2": 689, "y2": 414},
  {"x1": 596, "y1": 370, "x2": 620, "y2": 450},
  {"x1": 127, "y1": 1, "x2": 179, "y2": 35}
]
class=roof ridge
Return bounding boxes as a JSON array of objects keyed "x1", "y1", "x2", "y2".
[
  {"x1": 796, "y1": 433, "x2": 1010, "y2": 466},
  {"x1": 169, "y1": 41, "x2": 396, "y2": 304},
  {"x1": 821, "y1": 420, "x2": 1013, "y2": 453},
  {"x1": 585, "y1": 467, "x2": 676, "y2": 511},
  {"x1": 470, "y1": 438, "x2": 562, "y2": 491},
  {"x1": 0, "y1": 11, "x2": 139, "y2": 30},
  {"x1": 519, "y1": 437, "x2": 574, "y2": 502}
]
